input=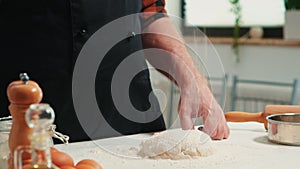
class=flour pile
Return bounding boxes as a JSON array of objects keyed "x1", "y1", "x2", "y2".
[{"x1": 138, "y1": 129, "x2": 214, "y2": 159}]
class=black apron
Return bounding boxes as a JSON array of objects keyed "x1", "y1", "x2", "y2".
[{"x1": 0, "y1": 0, "x2": 166, "y2": 142}]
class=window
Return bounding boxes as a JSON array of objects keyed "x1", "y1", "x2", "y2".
[{"x1": 182, "y1": 0, "x2": 286, "y2": 38}]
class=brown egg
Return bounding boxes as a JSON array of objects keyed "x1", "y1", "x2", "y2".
[
  {"x1": 51, "y1": 150, "x2": 75, "y2": 167},
  {"x1": 76, "y1": 159, "x2": 103, "y2": 169},
  {"x1": 76, "y1": 164, "x2": 97, "y2": 169},
  {"x1": 50, "y1": 147, "x2": 59, "y2": 152},
  {"x1": 60, "y1": 165, "x2": 77, "y2": 169}
]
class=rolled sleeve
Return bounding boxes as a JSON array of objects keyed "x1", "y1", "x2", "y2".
[{"x1": 141, "y1": 0, "x2": 168, "y2": 28}]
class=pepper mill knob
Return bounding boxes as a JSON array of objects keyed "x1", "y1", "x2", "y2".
[{"x1": 19, "y1": 73, "x2": 30, "y2": 84}]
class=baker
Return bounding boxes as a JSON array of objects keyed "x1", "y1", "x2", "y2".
[{"x1": 0, "y1": 0, "x2": 229, "y2": 142}]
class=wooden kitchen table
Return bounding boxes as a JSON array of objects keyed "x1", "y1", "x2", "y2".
[{"x1": 55, "y1": 122, "x2": 300, "y2": 169}]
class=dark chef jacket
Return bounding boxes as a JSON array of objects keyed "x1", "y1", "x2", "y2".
[{"x1": 0, "y1": 0, "x2": 166, "y2": 142}]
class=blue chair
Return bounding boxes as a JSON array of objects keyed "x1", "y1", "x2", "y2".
[
  {"x1": 230, "y1": 75, "x2": 299, "y2": 112},
  {"x1": 206, "y1": 74, "x2": 228, "y2": 109}
]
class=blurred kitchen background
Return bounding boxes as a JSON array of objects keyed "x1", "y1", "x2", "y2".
[{"x1": 148, "y1": 0, "x2": 300, "y2": 127}]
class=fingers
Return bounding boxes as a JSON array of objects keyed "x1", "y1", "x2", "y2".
[
  {"x1": 199, "y1": 117, "x2": 230, "y2": 140},
  {"x1": 210, "y1": 123, "x2": 230, "y2": 140},
  {"x1": 179, "y1": 115, "x2": 194, "y2": 130},
  {"x1": 178, "y1": 95, "x2": 198, "y2": 130},
  {"x1": 200, "y1": 98, "x2": 230, "y2": 140}
]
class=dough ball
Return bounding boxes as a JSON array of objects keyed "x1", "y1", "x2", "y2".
[{"x1": 138, "y1": 129, "x2": 214, "y2": 159}]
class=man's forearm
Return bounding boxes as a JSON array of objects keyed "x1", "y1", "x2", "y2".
[{"x1": 142, "y1": 17, "x2": 207, "y2": 88}]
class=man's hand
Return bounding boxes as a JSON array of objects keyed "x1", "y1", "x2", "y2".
[{"x1": 178, "y1": 79, "x2": 230, "y2": 140}]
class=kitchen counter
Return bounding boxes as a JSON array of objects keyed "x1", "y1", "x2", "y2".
[{"x1": 55, "y1": 122, "x2": 300, "y2": 169}]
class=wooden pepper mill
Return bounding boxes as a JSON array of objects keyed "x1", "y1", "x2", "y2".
[{"x1": 7, "y1": 73, "x2": 43, "y2": 169}]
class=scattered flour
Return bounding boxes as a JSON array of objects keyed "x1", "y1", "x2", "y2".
[
  {"x1": 0, "y1": 120, "x2": 11, "y2": 169},
  {"x1": 0, "y1": 135, "x2": 9, "y2": 169},
  {"x1": 138, "y1": 129, "x2": 214, "y2": 160}
]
